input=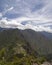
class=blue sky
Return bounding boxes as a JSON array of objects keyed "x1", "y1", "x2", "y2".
[
  {"x1": 0, "y1": 0, "x2": 52, "y2": 32},
  {"x1": 0, "y1": 0, "x2": 50, "y2": 19}
]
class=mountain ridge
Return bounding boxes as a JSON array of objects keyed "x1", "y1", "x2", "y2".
[
  {"x1": 0, "y1": 28, "x2": 52, "y2": 64},
  {"x1": 0, "y1": 28, "x2": 52, "y2": 55}
]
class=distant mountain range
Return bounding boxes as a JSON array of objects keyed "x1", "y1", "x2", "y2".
[{"x1": 0, "y1": 27, "x2": 52, "y2": 39}]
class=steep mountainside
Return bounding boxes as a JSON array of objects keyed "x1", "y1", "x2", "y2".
[
  {"x1": 0, "y1": 28, "x2": 52, "y2": 65},
  {"x1": 21, "y1": 29, "x2": 52, "y2": 55},
  {"x1": 0, "y1": 29, "x2": 36, "y2": 65},
  {"x1": 0, "y1": 29, "x2": 32, "y2": 53}
]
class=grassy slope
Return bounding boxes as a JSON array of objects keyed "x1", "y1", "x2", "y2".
[{"x1": 0, "y1": 29, "x2": 52, "y2": 65}]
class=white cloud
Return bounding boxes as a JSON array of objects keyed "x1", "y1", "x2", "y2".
[
  {"x1": 0, "y1": 0, "x2": 52, "y2": 33},
  {"x1": 2, "y1": 6, "x2": 14, "y2": 16},
  {"x1": 7, "y1": 7, "x2": 14, "y2": 11},
  {"x1": 0, "y1": 16, "x2": 52, "y2": 33}
]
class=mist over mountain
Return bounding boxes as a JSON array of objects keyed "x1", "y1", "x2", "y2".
[{"x1": 40, "y1": 31, "x2": 52, "y2": 39}]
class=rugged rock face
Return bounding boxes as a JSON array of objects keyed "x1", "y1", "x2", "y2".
[
  {"x1": 32, "y1": 62, "x2": 52, "y2": 65},
  {"x1": 32, "y1": 63, "x2": 39, "y2": 65},
  {"x1": 41, "y1": 62, "x2": 51, "y2": 65}
]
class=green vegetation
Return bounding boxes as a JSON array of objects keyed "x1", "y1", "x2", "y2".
[
  {"x1": 0, "y1": 47, "x2": 46, "y2": 65},
  {"x1": 0, "y1": 29, "x2": 50, "y2": 65}
]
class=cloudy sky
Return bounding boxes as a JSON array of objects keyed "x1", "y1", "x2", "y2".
[{"x1": 0, "y1": 0, "x2": 52, "y2": 32}]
